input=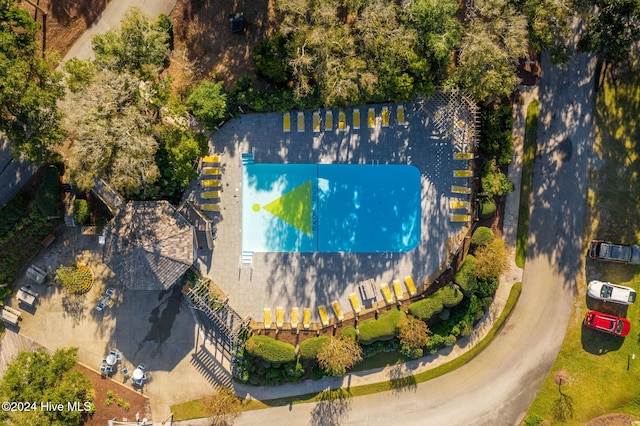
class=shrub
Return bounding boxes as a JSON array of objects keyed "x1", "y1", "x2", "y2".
[
  {"x1": 400, "y1": 345, "x2": 423, "y2": 359},
  {"x1": 283, "y1": 361, "x2": 305, "y2": 381},
  {"x1": 245, "y1": 335, "x2": 296, "y2": 364},
  {"x1": 317, "y1": 336, "x2": 363, "y2": 376},
  {"x1": 480, "y1": 104, "x2": 514, "y2": 165},
  {"x1": 55, "y1": 264, "x2": 93, "y2": 294},
  {"x1": 73, "y1": 199, "x2": 90, "y2": 225},
  {"x1": 408, "y1": 284, "x2": 464, "y2": 320},
  {"x1": 341, "y1": 326, "x2": 357, "y2": 340},
  {"x1": 252, "y1": 34, "x2": 291, "y2": 84},
  {"x1": 36, "y1": 165, "x2": 60, "y2": 218},
  {"x1": 473, "y1": 239, "x2": 509, "y2": 280},
  {"x1": 398, "y1": 315, "x2": 429, "y2": 350},
  {"x1": 479, "y1": 198, "x2": 497, "y2": 219},
  {"x1": 444, "y1": 334, "x2": 457, "y2": 346},
  {"x1": 476, "y1": 277, "x2": 499, "y2": 298},
  {"x1": 358, "y1": 309, "x2": 406, "y2": 345},
  {"x1": 299, "y1": 336, "x2": 329, "y2": 360},
  {"x1": 454, "y1": 255, "x2": 477, "y2": 296},
  {"x1": 186, "y1": 81, "x2": 227, "y2": 131},
  {"x1": 426, "y1": 334, "x2": 445, "y2": 354},
  {"x1": 438, "y1": 309, "x2": 450, "y2": 321},
  {"x1": 471, "y1": 226, "x2": 495, "y2": 249},
  {"x1": 481, "y1": 159, "x2": 514, "y2": 199}
]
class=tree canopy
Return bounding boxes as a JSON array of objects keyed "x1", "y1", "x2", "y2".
[
  {"x1": 0, "y1": 0, "x2": 65, "y2": 162},
  {"x1": 0, "y1": 348, "x2": 93, "y2": 426},
  {"x1": 316, "y1": 336, "x2": 362, "y2": 376}
]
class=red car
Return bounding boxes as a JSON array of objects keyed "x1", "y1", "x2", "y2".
[{"x1": 584, "y1": 311, "x2": 631, "y2": 337}]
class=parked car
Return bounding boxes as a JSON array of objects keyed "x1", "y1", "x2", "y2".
[
  {"x1": 587, "y1": 280, "x2": 637, "y2": 305},
  {"x1": 588, "y1": 240, "x2": 640, "y2": 264},
  {"x1": 584, "y1": 310, "x2": 631, "y2": 336}
]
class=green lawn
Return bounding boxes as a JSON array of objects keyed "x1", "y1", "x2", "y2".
[
  {"x1": 516, "y1": 99, "x2": 538, "y2": 268},
  {"x1": 526, "y1": 69, "x2": 640, "y2": 424}
]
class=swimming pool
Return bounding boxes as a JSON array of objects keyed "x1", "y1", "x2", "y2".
[{"x1": 242, "y1": 164, "x2": 421, "y2": 253}]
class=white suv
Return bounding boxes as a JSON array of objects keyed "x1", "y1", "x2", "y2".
[{"x1": 587, "y1": 280, "x2": 637, "y2": 305}]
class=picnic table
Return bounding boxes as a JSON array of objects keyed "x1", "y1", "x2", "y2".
[
  {"x1": 1, "y1": 306, "x2": 21, "y2": 325},
  {"x1": 17, "y1": 287, "x2": 38, "y2": 306}
]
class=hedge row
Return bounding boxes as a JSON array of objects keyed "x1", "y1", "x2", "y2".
[
  {"x1": 407, "y1": 283, "x2": 464, "y2": 321},
  {"x1": 299, "y1": 336, "x2": 329, "y2": 360},
  {"x1": 454, "y1": 255, "x2": 477, "y2": 296},
  {"x1": 245, "y1": 335, "x2": 296, "y2": 364},
  {"x1": 357, "y1": 309, "x2": 406, "y2": 345}
]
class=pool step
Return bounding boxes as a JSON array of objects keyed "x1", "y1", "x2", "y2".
[
  {"x1": 241, "y1": 153, "x2": 254, "y2": 165},
  {"x1": 241, "y1": 251, "x2": 253, "y2": 263}
]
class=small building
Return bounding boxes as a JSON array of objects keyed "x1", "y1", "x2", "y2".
[{"x1": 102, "y1": 201, "x2": 195, "y2": 290}]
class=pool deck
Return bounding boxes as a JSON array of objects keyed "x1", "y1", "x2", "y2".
[{"x1": 190, "y1": 101, "x2": 476, "y2": 324}]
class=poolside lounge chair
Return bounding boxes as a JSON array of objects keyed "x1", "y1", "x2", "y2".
[
  {"x1": 264, "y1": 308, "x2": 271, "y2": 329},
  {"x1": 404, "y1": 276, "x2": 417, "y2": 296},
  {"x1": 203, "y1": 167, "x2": 221, "y2": 176},
  {"x1": 331, "y1": 301, "x2": 344, "y2": 321},
  {"x1": 381, "y1": 106, "x2": 390, "y2": 127},
  {"x1": 325, "y1": 111, "x2": 333, "y2": 130},
  {"x1": 397, "y1": 105, "x2": 406, "y2": 125},
  {"x1": 368, "y1": 108, "x2": 375, "y2": 128},
  {"x1": 380, "y1": 283, "x2": 395, "y2": 304},
  {"x1": 283, "y1": 112, "x2": 291, "y2": 132},
  {"x1": 313, "y1": 111, "x2": 320, "y2": 132},
  {"x1": 349, "y1": 293, "x2": 361, "y2": 314},
  {"x1": 303, "y1": 308, "x2": 311, "y2": 329},
  {"x1": 454, "y1": 170, "x2": 473, "y2": 178},
  {"x1": 450, "y1": 200, "x2": 471, "y2": 210},
  {"x1": 454, "y1": 152, "x2": 474, "y2": 160},
  {"x1": 291, "y1": 307, "x2": 299, "y2": 329},
  {"x1": 392, "y1": 280, "x2": 404, "y2": 301},
  {"x1": 276, "y1": 307, "x2": 284, "y2": 329},
  {"x1": 297, "y1": 111, "x2": 305, "y2": 132},
  {"x1": 200, "y1": 204, "x2": 220, "y2": 212},
  {"x1": 451, "y1": 185, "x2": 472, "y2": 194},
  {"x1": 202, "y1": 191, "x2": 221, "y2": 199},
  {"x1": 451, "y1": 214, "x2": 471, "y2": 222},
  {"x1": 338, "y1": 111, "x2": 346, "y2": 130},
  {"x1": 318, "y1": 306, "x2": 329, "y2": 326},
  {"x1": 353, "y1": 109, "x2": 361, "y2": 130},
  {"x1": 202, "y1": 179, "x2": 221, "y2": 187},
  {"x1": 203, "y1": 155, "x2": 221, "y2": 163}
]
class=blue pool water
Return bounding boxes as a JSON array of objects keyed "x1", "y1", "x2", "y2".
[{"x1": 242, "y1": 164, "x2": 421, "y2": 253}]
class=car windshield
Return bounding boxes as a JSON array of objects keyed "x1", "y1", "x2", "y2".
[
  {"x1": 600, "y1": 284, "x2": 613, "y2": 299},
  {"x1": 630, "y1": 292, "x2": 637, "y2": 303}
]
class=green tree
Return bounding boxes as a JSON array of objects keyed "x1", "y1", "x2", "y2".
[
  {"x1": 480, "y1": 104, "x2": 514, "y2": 165},
  {"x1": 155, "y1": 127, "x2": 208, "y2": 197},
  {"x1": 91, "y1": 7, "x2": 170, "y2": 75},
  {"x1": 519, "y1": 0, "x2": 571, "y2": 62},
  {"x1": 317, "y1": 336, "x2": 362, "y2": 376},
  {"x1": 481, "y1": 159, "x2": 514, "y2": 198},
  {"x1": 186, "y1": 81, "x2": 227, "y2": 130},
  {"x1": 577, "y1": 0, "x2": 640, "y2": 64},
  {"x1": 473, "y1": 238, "x2": 509, "y2": 279},
  {"x1": 205, "y1": 387, "x2": 241, "y2": 426},
  {"x1": 253, "y1": 34, "x2": 291, "y2": 84},
  {"x1": 0, "y1": 348, "x2": 93, "y2": 426},
  {"x1": 0, "y1": 0, "x2": 65, "y2": 163}
]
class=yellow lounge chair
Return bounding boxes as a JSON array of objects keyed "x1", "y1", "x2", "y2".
[
  {"x1": 200, "y1": 204, "x2": 220, "y2": 212},
  {"x1": 338, "y1": 111, "x2": 346, "y2": 130},
  {"x1": 276, "y1": 307, "x2": 284, "y2": 329},
  {"x1": 451, "y1": 214, "x2": 471, "y2": 222},
  {"x1": 313, "y1": 111, "x2": 320, "y2": 132},
  {"x1": 202, "y1": 191, "x2": 221, "y2": 199},
  {"x1": 393, "y1": 280, "x2": 404, "y2": 301},
  {"x1": 318, "y1": 305, "x2": 329, "y2": 326},
  {"x1": 450, "y1": 200, "x2": 470, "y2": 210},
  {"x1": 454, "y1": 170, "x2": 473, "y2": 178},
  {"x1": 454, "y1": 152, "x2": 474, "y2": 160},
  {"x1": 452, "y1": 185, "x2": 471, "y2": 194},
  {"x1": 297, "y1": 111, "x2": 305, "y2": 132},
  {"x1": 331, "y1": 300, "x2": 344, "y2": 321},
  {"x1": 381, "y1": 106, "x2": 390, "y2": 127},
  {"x1": 303, "y1": 308, "x2": 311, "y2": 329},
  {"x1": 264, "y1": 308, "x2": 271, "y2": 329},
  {"x1": 397, "y1": 105, "x2": 406, "y2": 125},
  {"x1": 203, "y1": 167, "x2": 221, "y2": 176},
  {"x1": 368, "y1": 108, "x2": 375, "y2": 128},
  {"x1": 283, "y1": 112, "x2": 291, "y2": 132},
  {"x1": 349, "y1": 293, "x2": 361, "y2": 314},
  {"x1": 202, "y1": 179, "x2": 220, "y2": 187},
  {"x1": 291, "y1": 307, "x2": 299, "y2": 329},
  {"x1": 325, "y1": 111, "x2": 333, "y2": 130},
  {"x1": 203, "y1": 155, "x2": 220, "y2": 163},
  {"x1": 404, "y1": 276, "x2": 417, "y2": 296},
  {"x1": 381, "y1": 283, "x2": 394, "y2": 304},
  {"x1": 353, "y1": 109, "x2": 361, "y2": 130}
]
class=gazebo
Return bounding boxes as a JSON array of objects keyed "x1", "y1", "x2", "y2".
[{"x1": 102, "y1": 201, "x2": 196, "y2": 290}]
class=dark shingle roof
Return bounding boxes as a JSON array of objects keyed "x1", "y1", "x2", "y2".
[{"x1": 103, "y1": 201, "x2": 195, "y2": 290}]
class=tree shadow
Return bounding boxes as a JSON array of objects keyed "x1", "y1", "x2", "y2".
[
  {"x1": 308, "y1": 388, "x2": 352, "y2": 426},
  {"x1": 388, "y1": 363, "x2": 417, "y2": 395},
  {"x1": 60, "y1": 293, "x2": 86, "y2": 327},
  {"x1": 552, "y1": 393, "x2": 574, "y2": 422}
]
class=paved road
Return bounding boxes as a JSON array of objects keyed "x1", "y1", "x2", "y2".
[{"x1": 236, "y1": 45, "x2": 596, "y2": 426}]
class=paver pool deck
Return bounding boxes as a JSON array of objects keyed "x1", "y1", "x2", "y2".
[{"x1": 192, "y1": 100, "x2": 477, "y2": 324}]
